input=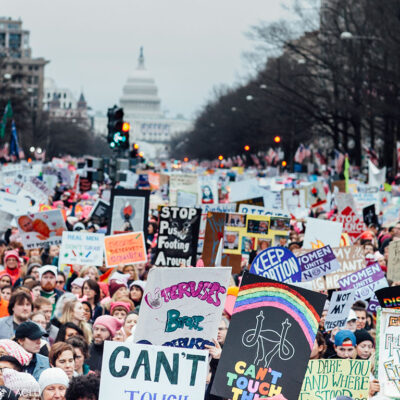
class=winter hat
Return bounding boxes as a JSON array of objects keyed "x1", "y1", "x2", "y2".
[
  {"x1": 98, "y1": 282, "x2": 109, "y2": 298},
  {"x1": 0, "y1": 339, "x2": 32, "y2": 366},
  {"x1": 4, "y1": 250, "x2": 20, "y2": 266},
  {"x1": 355, "y1": 329, "x2": 374, "y2": 346},
  {"x1": 71, "y1": 277, "x2": 88, "y2": 288},
  {"x1": 335, "y1": 330, "x2": 356, "y2": 346},
  {"x1": 39, "y1": 265, "x2": 58, "y2": 280},
  {"x1": 110, "y1": 301, "x2": 131, "y2": 315},
  {"x1": 0, "y1": 386, "x2": 17, "y2": 400},
  {"x1": 129, "y1": 280, "x2": 146, "y2": 292},
  {"x1": 109, "y1": 280, "x2": 128, "y2": 297},
  {"x1": 346, "y1": 309, "x2": 358, "y2": 322},
  {"x1": 93, "y1": 315, "x2": 123, "y2": 338},
  {"x1": 38, "y1": 367, "x2": 69, "y2": 394},
  {"x1": 109, "y1": 272, "x2": 130, "y2": 285},
  {"x1": 2, "y1": 368, "x2": 40, "y2": 396}
]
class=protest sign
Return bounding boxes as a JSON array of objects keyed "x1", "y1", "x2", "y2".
[
  {"x1": 303, "y1": 217, "x2": 342, "y2": 249},
  {"x1": 299, "y1": 359, "x2": 370, "y2": 400},
  {"x1": 376, "y1": 308, "x2": 400, "y2": 398},
  {"x1": 294, "y1": 245, "x2": 366, "y2": 291},
  {"x1": 0, "y1": 210, "x2": 13, "y2": 233},
  {"x1": 134, "y1": 267, "x2": 231, "y2": 349},
  {"x1": 59, "y1": 231, "x2": 104, "y2": 267},
  {"x1": 197, "y1": 203, "x2": 236, "y2": 254},
  {"x1": 108, "y1": 189, "x2": 149, "y2": 235},
  {"x1": 88, "y1": 199, "x2": 109, "y2": 227},
  {"x1": 177, "y1": 191, "x2": 197, "y2": 207},
  {"x1": 229, "y1": 179, "x2": 265, "y2": 203},
  {"x1": 13, "y1": 174, "x2": 53, "y2": 205},
  {"x1": 154, "y1": 206, "x2": 201, "y2": 267},
  {"x1": 198, "y1": 178, "x2": 219, "y2": 205},
  {"x1": 306, "y1": 181, "x2": 327, "y2": 208},
  {"x1": 281, "y1": 187, "x2": 307, "y2": 213},
  {"x1": 297, "y1": 245, "x2": 341, "y2": 281},
  {"x1": 104, "y1": 232, "x2": 147, "y2": 267},
  {"x1": 332, "y1": 206, "x2": 366, "y2": 243},
  {"x1": 367, "y1": 295, "x2": 380, "y2": 315},
  {"x1": 238, "y1": 204, "x2": 290, "y2": 218},
  {"x1": 388, "y1": 240, "x2": 400, "y2": 282},
  {"x1": 375, "y1": 286, "x2": 400, "y2": 309},
  {"x1": 339, "y1": 262, "x2": 388, "y2": 300},
  {"x1": 335, "y1": 192, "x2": 357, "y2": 213},
  {"x1": 250, "y1": 247, "x2": 302, "y2": 283},
  {"x1": 99, "y1": 342, "x2": 208, "y2": 400},
  {"x1": 169, "y1": 174, "x2": 198, "y2": 206},
  {"x1": 211, "y1": 272, "x2": 326, "y2": 400},
  {"x1": 16, "y1": 209, "x2": 66, "y2": 249},
  {"x1": 324, "y1": 289, "x2": 356, "y2": 330},
  {"x1": 363, "y1": 204, "x2": 378, "y2": 226},
  {"x1": 0, "y1": 191, "x2": 33, "y2": 215}
]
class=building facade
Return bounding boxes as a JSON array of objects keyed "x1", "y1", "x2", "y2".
[
  {"x1": 0, "y1": 17, "x2": 48, "y2": 110},
  {"x1": 94, "y1": 48, "x2": 192, "y2": 159}
]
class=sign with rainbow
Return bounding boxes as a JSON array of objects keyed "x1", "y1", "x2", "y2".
[{"x1": 211, "y1": 272, "x2": 326, "y2": 400}]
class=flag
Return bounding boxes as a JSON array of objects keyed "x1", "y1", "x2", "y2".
[
  {"x1": 294, "y1": 144, "x2": 307, "y2": 163},
  {"x1": 334, "y1": 149, "x2": 345, "y2": 174},
  {"x1": 314, "y1": 150, "x2": 326, "y2": 167},
  {"x1": 368, "y1": 159, "x2": 386, "y2": 187},
  {"x1": 9, "y1": 120, "x2": 20, "y2": 161},
  {"x1": 344, "y1": 154, "x2": 350, "y2": 193},
  {"x1": 363, "y1": 145, "x2": 379, "y2": 166},
  {"x1": 0, "y1": 101, "x2": 13, "y2": 139}
]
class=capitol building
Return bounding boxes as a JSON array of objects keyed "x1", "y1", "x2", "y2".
[{"x1": 93, "y1": 48, "x2": 192, "y2": 159}]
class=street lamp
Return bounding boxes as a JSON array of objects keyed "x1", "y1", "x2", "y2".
[
  {"x1": 246, "y1": 95, "x2": 254, "y2": 101},
  {"x1": 340, "y1": 31, "x2": 382, "y2": 41},
  {"x1": 259, "y1": 84, "x2": 267, "y2": 90},
  {"x1": 3, "y1": 73, "x2": 11, "y2": 80}
]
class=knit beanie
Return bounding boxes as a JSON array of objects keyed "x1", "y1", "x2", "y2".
[
  {"x1": 93, "y1": 315, "x2": 123, "y2": 338},
  {"x1": 38, "y1": 368, "x2": 69, "y2": 394},
  {"x1": 0, "y1": 339, "x2": 32, "y2": 366},
  {"x1": 2, "y1": 368, "x2": 40, "y2": 396},
  {"x1": 129, "y1": 280, "x2": 146, "y2": 293},
  {"x1": 110, "y1": 301, "x2": 131, "y2": 315},
  {"x1": 4, "y1": 250, "x2": 20, "y2": 266},
  {"x1": 355, "y1": 329, "x2": 375, "y2": 346},
  {"x1": 109, "y1": 280, "x2": 128, "y2": 297}
]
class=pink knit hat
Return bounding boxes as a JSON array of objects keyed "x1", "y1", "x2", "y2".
[
  {"x1": 93, "y1": 315, "x2": 123, "y2": 338},
  {"x1": 109, "y1": 280, "x2": 127, "y2": 297},
  {"x1": 4, "y1": 250, "x2": 20, "y2": 266},
  {"x1": 3, "y1": 368, "x2": 40, "y2": 395},
  {"x1": 0, "y1": 339, "x2": 32, "y2": 366},
  {"x1": 110, "y1": 301, "x2": 131, "y2": 315}
]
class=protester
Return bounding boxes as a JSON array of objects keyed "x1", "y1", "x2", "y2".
[
  {"x1": 66, "y1": 336, "x2": 90, "y2": 376},
  {"x1": 48, "y1": 343, "x2": 75, "y2": 380},
  {"x1": 39, "y1": 266, "x2": 63, "y2": 313},
  {"x1": 38, "y1": 367, "x2": 69, "y2": 400},
  {"x1": 330, "y1": 330, "x2": 357, "y2": 359},
  {"x1": 82, "y1": 280, "x2": 103, "y2": 322},
  {"x1": 58, "y1": 301, "x2": 91, "y2": 343},
  {"x1": 2, "y1": 368, "x2": 41, "y2": 400},
  {"x1": 355, "y1": 330, "x2": 375, "y2": 360},
  {"x1": 65, "y1": 374, "x2": 100, "y2": 400},
  {"x1": 0, "y1": 251, "x2": 21, "y2": 286}
]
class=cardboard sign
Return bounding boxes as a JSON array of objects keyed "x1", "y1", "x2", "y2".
[
  {"x1": 281, "y1": 187, "x2": 307, "y2": 213},
  {"x1": 211, "y1": 272, "x2": 326, "y2": 400},
  {"x1": 324, "y1": 289, "x2": 356, "y2": 330},
  {"x1": 59, "y1": 231, "x2": 104, "y2": 267},
  {"x1": 177, "y1": 191, "x2": 197, "y2": 207},
  {"x1": 388, "y1": 240, "x2": 400, "y2": 282},
  {"x1": 250, "y1": 247, "x2": 302, "y2": 283},
  {"x1": 297, "y1": 245, "x2": 341, "y2": 281},
  {"x1": 335, "y1": 193, "x2": 356, "y2": 213},
  {"x1": 104, "y1": 232, "x2": 147, "y2": 267},
  {"x1": 99, "y1": 342, "x2": 208, "y2": 400},
  {"x1": 367, "y1": 295, "x2": 380, "y2": 315},
  {"x1": 0, "y1": 210, "x2": 13, "y2": 233},
  {"x1": 88, "y1": 199, "x2": 109, "y2": 227},
  {"x1": 154, "y1": 206, "x2": 201, "y2": 267},
  {"x1": 169, "y1": 174, "x2": 198, "y2": 206},
  {"x1": 294, "y1": 246, "x2": 366, "y2": 291},
  {"x1": 299, "y1": 359, "x2": 370, "y2": 400},
  {"x1": 303, "y1": 218, "x2": 342, "y2": 249},
  {"x1": 332, "y1": 206, "x2": 366, "y2": 243},
  {"x1": 363, "y1": 204, "x2": 378, "y2": 226},
  {"x1": 375, "y1": 286, "x2": 400, "y2": 309},
  {"x1": 376, "y1": 308, "x2": 400, "y2": 398},
  {"x1": 16, "y1": 209, "x2": 66, "y2": 249},
  {"x1": 14, "y1": 174, "x2": 53, "y2": 204},
  {"x1": 108, "y1": 189, "x2": 149, "y2": 235},
  {"x1": 238, "y1": 204, "x2": 290, "y2": 218},
  {"x1": 134, "y1": 267, "x2": 230, "y2": 349},
  {"x1": 0, "y1": 191, "x2": 33, "y2": 215},
  {"x1": 339, "y1": 263, "x2": 388, "y2": 300},
  {"x1": 306, "y1": 181, "x2": 327, "y2": 208},
  {"x1": 198, "y1": 178, "x2": 219, "y2": 205}
]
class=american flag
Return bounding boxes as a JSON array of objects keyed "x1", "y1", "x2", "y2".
[
  {"x1": 265, "y1": 148, "x2": 279, "y2": 165},
  {"x1": 251, "y1": 154, "x2": 260, "y2": 166},
  {"x1": 334, "y1": 149, "x2": 345, "y2": 173},
  {"x1": 294, "y1": 144, "x2": 307, "y2": 163},
  {"x1": 363, "y1": 145, "x2": 379, "y2": 166},
  {"x1": 314, "y1": 150, "x2": 326, "y2": 166}
]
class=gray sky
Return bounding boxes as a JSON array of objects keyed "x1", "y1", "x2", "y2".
[{"x1": 6, "y1": 0, "x2": 294, "y2": 119}]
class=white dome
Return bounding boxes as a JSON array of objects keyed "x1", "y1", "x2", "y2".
[{"x1": 120, "y1": 48, "x2": 163, "y2": 119}]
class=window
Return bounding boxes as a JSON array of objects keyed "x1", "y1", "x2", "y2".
[
  {"x1": 0, "y1": 33, "x2": 5, "y2": 47},
  {"x1": 64, "y1": 93, "x2": 66, "y2": 98},
  {"x1": 47, "y1": 93, "x2": 51, "y2": 98},
  {"x1": 8, "y1": 24, "x2": 19, "y2": 30},
  {"x1": 9, "y1": 33, "x2": 21, "y2": 49}
]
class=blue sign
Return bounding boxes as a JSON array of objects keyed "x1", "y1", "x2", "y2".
[{"x1": 250, "y1": 246, "x2": 302, "y2": 283}]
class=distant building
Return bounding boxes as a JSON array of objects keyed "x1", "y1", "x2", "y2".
[
  {"x1": 43, "y1": 77, "x2": 91, "y2": 128},
  {"x1": 0, "y1": 17, "x2": 48, "y2": 110},
  {"x1": 94, "y1": 47, "x2": 192, "y2": 159}
]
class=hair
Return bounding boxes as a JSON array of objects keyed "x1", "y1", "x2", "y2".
[
  {"x1": 0, "y1": 355, "x2": 22, "y2": 372},
  {"x1": 352, "y1": 306, "x2": 368, "y2": 317},
  {"x1": 221, "y1": 317, "x2": 230, "y2": 329},
  {"x1": 31, "y1": 310, "x2": 46, "y2": 321},
  {"x1": 49, "y1": 342, "x2": 74, "y2": 366},
  {"x1": 65, "y1": 374, "x2": 100, "y2": 400},
  {"x1": 80, "y1": 266, "x2": 99, "y2": 281},
  {"x1": 8, "y1": 291, "x2": 33, "y2": 315},
  {"x1": 67, "y1": 335, "x2": 89, "y2": 360},
  {"x1": 24, "y1": 280, "x2": 41, "y2": 291},
  {"x1": 1, "y1": 285, "x2": 12, "y2": 293},
  {"x1": 81, "y1": 301, "x2": 92, "y2": 316},
  {"x1": 315, "y1": 331, "x2": 327, "y2": 358},
  {"x1": 122, "y1": 265, "x2": 138, "y2": 281},
  {"x1": 83, "y1": 279, "x2": 100, "y2": 304},
  {"x1": 55, "y1": 322, "x2": 84, "y2": 343},
  {"x1": 59, "y1": 300, "x2": 92, "y2": 343},
  {"x1": 33, "y1": 296, "x2": 52, "y2": 311},
  {"x1": 22, "y1": 275, "x2": 35, "y2": 284},
  {"x1": 57, "y1": 272, "x2": 66, "y2": 282}
]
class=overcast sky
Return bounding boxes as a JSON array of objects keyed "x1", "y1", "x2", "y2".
[{"x1": 5, "y1": 0, "x2": 295, "y2": 119}]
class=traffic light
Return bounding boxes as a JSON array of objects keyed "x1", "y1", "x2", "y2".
[
  {"x1": 274, "y1": 136, "x2": 281, "y2": 143},
  {"x1": 244, "y1": 145, "x2": 250, "y2": 151},
  {"x1": 130, "y1": 143, "x2": 139, "y2": 158},
  {"x1": 107, "y1": 106, "x2": 129, "y2": 150}
]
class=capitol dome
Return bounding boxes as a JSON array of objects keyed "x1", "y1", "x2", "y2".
[{"x1": 120, "y1": 47, "x2": 163, "y2": 119}]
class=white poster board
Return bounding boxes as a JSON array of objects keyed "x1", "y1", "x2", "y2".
[{"x1": 303, "y1": 217, "x2": 342, "y2": 249}]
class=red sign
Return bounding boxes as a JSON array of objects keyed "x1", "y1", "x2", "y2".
[{"x1": 332, "y1": 206, "x2": 366, "y2": 242}]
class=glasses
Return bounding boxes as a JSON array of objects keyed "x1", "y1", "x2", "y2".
[{"x1": 56, "y1": 280, "x2": 64, "y2": 284}]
